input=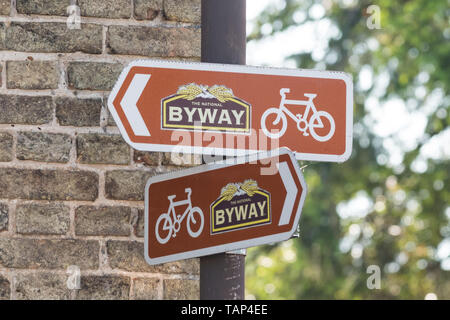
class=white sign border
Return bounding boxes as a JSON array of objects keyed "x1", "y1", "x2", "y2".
[
  {"x1": 144, "y1": 147, "x2": 307, "y2": 266},
  {"x1": 108, "y1": 59, "x2": 353, "y2": 163}
]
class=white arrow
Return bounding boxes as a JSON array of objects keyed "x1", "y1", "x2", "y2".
[
  {"x1": 277, "y1": 161, "x2": 298, "y2": 226},
  {"x1": 120, "y1": 73, "x2": 151, "y2": 137}
]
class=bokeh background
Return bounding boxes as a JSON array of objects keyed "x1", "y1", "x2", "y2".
[{"x1": 245, "y1": 0, "x2": 449, "y2": 299}]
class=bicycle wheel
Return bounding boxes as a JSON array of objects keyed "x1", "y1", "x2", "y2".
[
  {"x1": 261, "y1": 108, "x2": 287, "y2": 139},
  {"x1": 155, "y1": 213, "x2": 173, "y2": 244},
  {"x1": 187, "y1": 207, "x2": 204, "y2": 238},
  {"x1": 309, "y1": 111, "x2": 335, "y2": 142}
]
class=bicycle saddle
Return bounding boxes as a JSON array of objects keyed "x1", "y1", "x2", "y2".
[
  {"x1": 167, "y1": 195, "x2": 176, "y2": 201},
  {"x1": 304, "y1": 93, "x2": 317, "y2": 99}
]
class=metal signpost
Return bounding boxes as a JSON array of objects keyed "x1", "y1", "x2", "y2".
[{"x1": 200, "y1": 0, "x2": 248, "y2": 300}]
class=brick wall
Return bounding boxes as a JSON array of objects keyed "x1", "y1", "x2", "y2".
[{"x1": 0, "y1": 0, "x2": 201, "y2": 300}]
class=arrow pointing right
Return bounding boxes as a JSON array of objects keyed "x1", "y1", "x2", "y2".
[{"x1": 277, "y1": 161, "x2": 298, "y2": 226}]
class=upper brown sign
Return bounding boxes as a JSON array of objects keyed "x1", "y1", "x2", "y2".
[{"x1": 108, "y1": 60, "x2": 353, "y2": 162}]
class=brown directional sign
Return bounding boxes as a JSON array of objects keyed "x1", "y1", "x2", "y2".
[
  {"x1": 144, "y1": 148, "x2": 307, "y2": 265},
  {"x1": 108, "y1": 59, "x2": 353, "y2": 162}
]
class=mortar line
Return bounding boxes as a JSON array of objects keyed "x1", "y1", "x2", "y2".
[
  {"x1": 0, "y1": 157, "x2": 162, "y2": 173},
  {"x1": 129, "y1": 273, "x2": 135, "y2": 300},
  {"x1": 57, "y1": 56, "x2": 68, "y2": 92},
  {"x1": 99, "y1": 239, "x2": 111, "y2": 271},
  {"x1": 10, "y1": 0, "x2": 16, "y2": 17},
  {"x1": 0, "y1": 198, "x2": 145, "y2": 209},
  {"x1": 102, "y1": 25, "x2": 108, "y2": 55},
  {"x1": 48, "y1": 95, "x2": 58, "y2": 133},
  {"x1": 1, "y1": 60, "x2": 6, "y2": 89},
  {"x1": 0, "y1": 232, "x2": 145, "y2": 241},
  {"x1": 68, "y1": 202, "x2": 77, "y2": 238},
  {"x1": 0, "y1": 268, "x2": 199, "y2": 280},
  {"x1": 10, "y1": 271, "x2": 16, "y2": 300},
  {"x1": 99, "y1": 93, "x2": 109, "y2": 129},
  {"x1": 10, "y1": 126, "x2": 17, "y2": 163},
  {"x1": 158, "y1": 274, "x2": 164, "y2": 299},
  {"x1": 129, "y1": 0, "x2": 135, "y2": 20},
  {"x1": 0, "y1": 87, "x2": 109, "y2": 97},
  {"x1": 129, "y1": 207, "x2": 140, "y2": 241},
  {"x1": 0, "y1": 51, "x2": 200, "y2": 64},
  {"x1": 68, "y1": 131, "x2": 78, "y2": 166},
  {"x1": 0, "y1": 125, "x2": 117, "y2": 141},
  {"x1": 0, "y1": 13, "x2": 199, "y2": 28},
  {"x1": 97, "y1": 170, "x2": 106, "y2": 201}
]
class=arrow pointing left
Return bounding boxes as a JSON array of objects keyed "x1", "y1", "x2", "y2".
[{"x1": 119, "y1": 73, "x2": 151, "y2": 137}]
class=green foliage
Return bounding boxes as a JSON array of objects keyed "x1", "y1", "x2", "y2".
[{"x1": 246, "y1": 0, "x2": 449, "y2": 299}]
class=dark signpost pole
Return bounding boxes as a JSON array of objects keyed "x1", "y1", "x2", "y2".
[
  {"x1": 200, "y1": 0, "x2": 247, "y2": 300},
  {"x1": 201, "y1": 0, "x2": 246, "y2": 65}
]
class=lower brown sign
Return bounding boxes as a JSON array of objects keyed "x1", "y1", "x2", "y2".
[{"x1": 145, "y1": 148, "x2": 307, "y2": 265}]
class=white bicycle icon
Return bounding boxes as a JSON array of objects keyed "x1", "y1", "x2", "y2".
[
  {"x1": 155, "y1": 188, "x2": 204, "y2": 244},
  {"x1": 261, "y1": 88, "x2": 336, "y2": 141}
]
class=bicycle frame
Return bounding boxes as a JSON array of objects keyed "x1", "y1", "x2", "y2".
[
  {"x1": 155, "y1": 187, "x2": 204, "y2": 244},
  {"x1": 261, "y1": 87, "x2": 335, "y2": 142},
  {"x1": 167, "y1": 190, "x2": 192, "y2": 225},
  {"x1": 279, "y1": 91, "x2": 318, "y2": 122}
]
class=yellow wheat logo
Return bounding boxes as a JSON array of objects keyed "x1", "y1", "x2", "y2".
[
  {"x1": 220, "y1": 180, "x2": 259, "y2": 201},
  {"x1": 177, "y1": 83, "x2": 234, "y2": 102},
  {"x1": 176, "y1": 83, "x2": 204, "y2": 100}
]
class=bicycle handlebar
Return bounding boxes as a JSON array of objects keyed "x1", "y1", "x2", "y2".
[
  {"x1": 280, "y1": 88, "x2": 290, "y2": 96},
  {"x1": 185, "y1": 188, "x2": 192, "y2": 195}
]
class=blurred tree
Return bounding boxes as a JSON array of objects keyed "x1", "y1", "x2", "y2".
[{"x1": 246, "y1": 0, "x2": 449, "y2": 299}]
